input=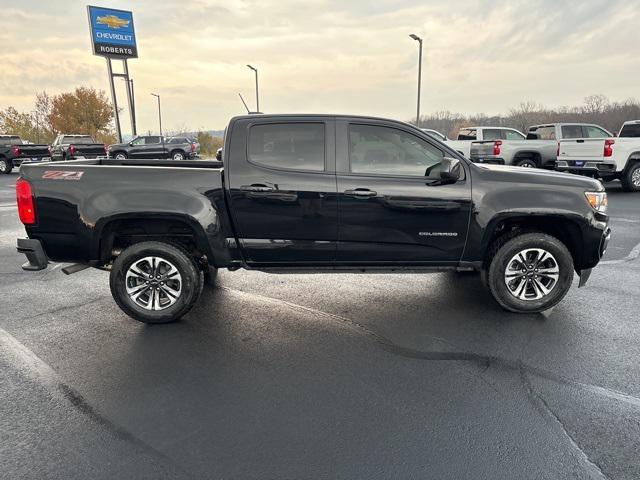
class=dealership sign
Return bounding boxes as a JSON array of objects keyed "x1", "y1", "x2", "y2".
[{"x1": 87, "y1": 5, "x2": 137, "y2": 58}]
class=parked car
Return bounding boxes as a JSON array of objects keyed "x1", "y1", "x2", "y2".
[
  {"x1": 0, "y1": 135, "x2": 50, "y2": 174},
  {"x1": 447, "y1": 126, "x2": 526, "y2": 158},
  {"x1": 556, "y1": 120, "x2": 640, "y2": 191},
  {"x1": 108, "y1": 135, "x2": 198, "y2": 160},
  {"x1": 421, "y1": 128, "x2": 448, "y2": 142},
  {"x1": 50, "y1": 135, "x2": 107, "y2": 161},
  {"x1": 469, "y1": 123, "x2": 613, "y2": 169},
  {"x1": 16, "y1": 114, "x2": 610, "y2": 323}
]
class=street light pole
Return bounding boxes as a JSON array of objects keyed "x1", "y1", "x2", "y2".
[
  {"x1": 409, "y1": 34, "x2": 423, "y2": 126},
  {"x1": 247, "y1": 64, "x2": 259, "y2": 113},
  {"x1": 150, "y1": 93, "x2": 162, "y2": 137}
]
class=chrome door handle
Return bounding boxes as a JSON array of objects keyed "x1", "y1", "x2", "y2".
[
  {"x1": 344, "y1": 189, "x2": 377, "y2": 197},
  {"x1": 240, "y1": 184, "x2": 274, "y2": 192}
]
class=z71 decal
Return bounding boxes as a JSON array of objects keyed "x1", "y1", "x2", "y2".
[{"x1": 42, "y1": 171, "x2": 85, "y2": 180}]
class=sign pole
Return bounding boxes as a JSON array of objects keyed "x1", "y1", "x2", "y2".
[
  {"x1": 106, "y1": 57, "x2": 122, "y2": 143},
  {"x1": 123, "y1": 59, "x2": 137, "y2": 136}
]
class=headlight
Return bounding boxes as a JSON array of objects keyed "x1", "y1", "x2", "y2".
[{"x1": 585, "y1": 191, "x2": 608, "y2": 214}]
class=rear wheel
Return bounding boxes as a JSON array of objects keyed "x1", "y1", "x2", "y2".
[
  {"x1": 486, "y1": 232, "x2": 574, "y2": 313},
  {"x1": 621, "y1": 162, "x2": 640, "y2": 192},
  {"x1": 109, "y1": 241, "x2": 203, "y2": 323},
  {"x1": 515, "y1": 158, "x2": 538, "y2": 168},
  {"x1": 0, "y1": 158, "x2": 13, "y2": 174}
]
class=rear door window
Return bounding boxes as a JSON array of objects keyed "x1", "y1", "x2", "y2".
[
  {"x1": 503, "y1": 130, "x2": 525, "y2": 140},
  {"x1": 248, "y1": 123, "x2": 325, "y2": 172},
  {"x1": 561, "y1": 125, "x2": 585, "y2": 139},
  {"x1": 584, "y1": 126, "x2": 610, "y2": 138}
]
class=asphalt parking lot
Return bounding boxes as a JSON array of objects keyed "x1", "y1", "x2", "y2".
[{"x1": 1, "y1": 171, "x2": 639, "y2": 480}]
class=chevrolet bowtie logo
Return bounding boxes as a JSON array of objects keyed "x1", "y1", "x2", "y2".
[{"x1": 96, "y1": 15, "x2": 130, "y2": 29}]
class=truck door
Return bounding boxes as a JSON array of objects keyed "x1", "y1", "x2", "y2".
[
  {"x1": 335, "y1": 119, "x2": 472, "y2": 264},
  {"x1": 226, "y1": 117, "x2": 338, "y2": 264}
]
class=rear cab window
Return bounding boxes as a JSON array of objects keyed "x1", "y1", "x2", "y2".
[
  {"x1": 560, "y1": 125, "x2": 584, "y2": 139},
  {"x1": 457, "y1": 129, "x2": 477, "y2": 140},
  {"x1": 248, "y1": 123, "x2": 325, "y2": 172},
  {"x1": 618, "y1": 124, "x2": 640, "y2": 138},
  {"x1": 62, "y1": 136, "x2": 95, "y2": 144}
]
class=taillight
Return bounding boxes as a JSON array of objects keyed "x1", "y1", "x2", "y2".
[
  {"x1": 48, "y1": 146, "x2": 52, "y2": 156},
  {"x1": 11, "y1": 145, "x2": 21, "y2": 157},
  {"x1": 190, "y1": 143, "x2": 196, "y2": 152},
  {"x1": 16, "y1": 178, "x2": 36, "y2": 225},
  {"x1": 492, "y1": 140, "x2": 502, "y2": 156},
  {"x1": 69, "y1": 144, "x2": 76, "y2": 156},
  {"x1": 103, "y1": 144, "x2": 108, "y2": 155},
  {"x1": 604, "y1": 139, "x2": 615, "y2": 158},
  {"x1": 557, "y1": 142, "x2": 560, "y2": 157}
]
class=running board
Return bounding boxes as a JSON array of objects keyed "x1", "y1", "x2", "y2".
[{"x1": 61, "y1": 264, "x2": 90, "y2": 275}]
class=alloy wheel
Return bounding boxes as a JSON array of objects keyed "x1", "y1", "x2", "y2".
[
  {"x1": 125, "y1": 256, "x2": 182, "y2": 310},
  {"x1": 504, "y1": 248, "x2": 559, "y2": 301}
]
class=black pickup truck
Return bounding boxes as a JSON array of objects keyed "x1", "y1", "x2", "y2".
[
  {"x1": 108, "y1": 135, "x2": 199, "y2": 160},
  {"x1": 49, "y1": 134, "x2": 107, "y2": 161},
  {"x1": 16, "y1": 114, "x2": 611, "y2": 324},
  {"x1": 0, "y1": 135, "x2": 51, "y2": 174}
]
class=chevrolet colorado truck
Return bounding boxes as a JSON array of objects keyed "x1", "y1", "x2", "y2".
[
  {"x1": 556, "y1": 120, "x2": 640, "y2": 191},
  {"x1": 50, "y1": 134, "x2": 107, "y2": 161},
  {"x1": 16, "y1": 114, "x2": 611, "y2": 324},
  {"x1": 469, "y1": 123, "x2": 612, "y2": 169},
  {"x1": 0, "y1": 135, "x2": 51, "y2": 174}
]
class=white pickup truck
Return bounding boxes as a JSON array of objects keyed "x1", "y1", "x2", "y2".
[
  {"x1": 443, "y1": 126, "x2": 526, "y2": 158},
  {"x1": 556, "y1": 120, "x2": 640, "y2": 192}
]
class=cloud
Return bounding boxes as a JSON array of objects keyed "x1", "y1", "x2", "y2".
[{"x1": 0, "y1": 0, "x2": 637, "y2": 133}]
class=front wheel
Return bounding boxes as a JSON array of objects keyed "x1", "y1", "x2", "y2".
[
  {"x1": 109, "y1": 241, "x2": 203, "y2": 323},
  {"x1": 0, "y1": 158, "x2": 13, "y2": 174},
  {"x1": 171, "y1": 150, "x2": 185, "y2": 161},
  {"x1": 114, "y1": 152, "x2": 128, "y2": 160},
  {"x1": 486, "y1": 233, "x2": 574, "y2": 313},
  {"x1": 621, "y1": 162, "x2": 640, "y2": 192}
]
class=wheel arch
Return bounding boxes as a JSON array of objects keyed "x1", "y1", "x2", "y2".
[{"x1": 480, "y1": 214, "x2": 584, "y2": 270}]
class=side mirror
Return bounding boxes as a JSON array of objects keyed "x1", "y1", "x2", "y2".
[
  {"x1": 439, "y1": 157, "x2": 462, "y2": 183},
  {"x1": 216, "y1": 148, "x2": 222, "y2": 162},
  {"x1": 128, "y1": 141, "x2": 133, "y2": 146}
]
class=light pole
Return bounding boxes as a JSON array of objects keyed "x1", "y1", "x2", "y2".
[
  {"x1": 150, "y1": 93, "x2": 162, "y2": 137},
  {"x1": 409, "y1": 34, "x2": 423, "y2": 126},
  {"x1": 247, "y1": 64, "x2": 259, "y2": 113}
]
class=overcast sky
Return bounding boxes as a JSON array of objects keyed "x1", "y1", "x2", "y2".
[{"x1": 0, "y1": 0, "x2": 638, "y2": 134}]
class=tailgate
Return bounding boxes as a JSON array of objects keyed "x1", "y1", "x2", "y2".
[
  {"x1": 558, "y1": 138, "x2": 603, "y2": 159},
  {"x1": 470, "y1": 140, "x2": 496, "y2": 157},
  {"x1": 76, "y1": 144, "x2": 106, "y2": 156},
  {"x1": 16, "y1": 144, "x2": 50, "y2": 157}
]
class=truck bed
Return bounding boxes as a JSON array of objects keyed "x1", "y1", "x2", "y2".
[{"x1": 46, "y1": 158, "x2": 223, "y2": 168}]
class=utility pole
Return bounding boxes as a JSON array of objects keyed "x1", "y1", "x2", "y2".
[
  {"x1": 247, "y1": 65, "x2": 259, "y2": 113},
  {"x1": 409, "y1": 34, "x2": 423, "y2": 126}
]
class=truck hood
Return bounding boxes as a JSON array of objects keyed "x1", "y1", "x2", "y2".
[{"x1": 473, "y1": 163, "x2": 604, "y2": 191}]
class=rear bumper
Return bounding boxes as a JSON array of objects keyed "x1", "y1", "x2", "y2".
[
  {"x1": 16, "y1": 238, "x2": 49, "y2": 271},
  {"x1": 13, "y1": 157, "x2": 51, "y2": 167},
  {"x1": 469, "y1": 156, "x2": 505, "y2": 165},
  {"x1": 555, "y1": 160, "x2": 618, "y2": 176}
]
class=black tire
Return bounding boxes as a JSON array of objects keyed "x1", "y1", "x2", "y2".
[
  {"x1": 113, "y1": 152, "x2": 128, "y2": 160},
  {"x1": 514, "y1": 157, "x2": 538, "y2": 168},
  {"x1": 0, "y1": 158, "x2": 13, "y2": 174},
  {"x1": 621, "y1": 162, "x2": 640, "y2": 192},
  {"x1": 109, "y1": 241, "x2": 203, "y2": 324},
  {"x1": 171, "y1": 150, "x2": 185, "y2": 161},
  {"x1": 486, "y1": 232, "x2": 574, "y2": 313}
]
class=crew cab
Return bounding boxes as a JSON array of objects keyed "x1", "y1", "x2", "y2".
[
  {"x1": 469, "y1": 123, "x2": 612, "y2": 169},
  {"x1": 556, "y1": 120, "x2": 640, "y2": 191},
  {"x1": 16, "y1": 114, "x2": 611, "y2": 324},
  {"x1": 447, "y1": 126, "x2": 525, "y2": 158},
  {"x1": 108, "y1": 135, "x2": 199, "y2": 160},
  {"x1": 50, "y1": 135, "x2": 107, "y2": 161},
  {"x1": 0, "y1": 135, "x2": 50, "y2": 174}
]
